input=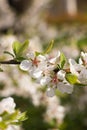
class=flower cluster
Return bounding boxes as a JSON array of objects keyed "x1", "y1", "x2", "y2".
[
  {"x1": 69, "y1": 52, "x2": 87, "y2": 85},
  {"x1": 20, "y1": 51, "x2": 87, "y2": 97},
  {"x1": 0, "y1": 97, "x2": 27, "y2": 130}
]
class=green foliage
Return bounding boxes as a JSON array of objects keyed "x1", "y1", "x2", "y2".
[
  {"x1": 4, "y1": 51, "x2": 15, "y2": 58},
  {"x1": 43, "y1": 40, "x2": 54, "y2": 54},
  {"x1": 12, "y1": 40, "x2": 29, "y2": 60},
  {"x1": 65, "y1": 73, "x2": 79, "y2": 85},
  {"x1": 59, "y1": 52, "x2": 66, "y2": 69},
  {"x1": 0, "y1": 110, "x2": 27, "y2": 130}
]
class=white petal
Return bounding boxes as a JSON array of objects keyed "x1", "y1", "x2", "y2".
[
  {"x1": 57, "y1": 82, "x2": 73, "y2": 94},
  {"x1": 57, "y1": 70, "x2": 66, "y2": 80},
  {"x1": 81, "y1": 52, "x2": 87, "y2": 63},
  {"x1": 57, "y1": 51, "x2": 60, "y2": 57},
  {"x1": 81, "y1": 52, "x2": 85, "y2": 58},
  {"x1": 79, "y1": 58, "x2": 83, "y2": 65},
  {"x1": 79, "y1": 69, "x2": 87, "y2": 84},
  {"x1": 33, "y1": 70, "x2": 43, "y2": 79},
  {"x1": 49, "y1": 51, "x2": 60, "y2": 64},
  {"x1": 27, "y1": 52, "x2": 34, "y2": 60},
  {"x1": 0, "y1": 97, "x2": 16, "y2": 114},
  {"x1": 69, "y1": 59, "x2": 83, "y2": 76},
  {"x1": 40, "y1": 76, "x2": 51, "y2": 86},
  {"x1": 49, "y1": 57, "x2": 57, "y2": 64},
  {"x1": 20, "y1": 60, "x2": 32, "y2": 71},
  {"x1": 46, "y1": 88, "x2": 55, "y2": 97},
  {"x1": 37, "y1": 55, "x2": 47, "y2": 61}
]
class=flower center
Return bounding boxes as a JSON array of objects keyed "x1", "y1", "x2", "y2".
[
  {"x1": 52, "y1": 75, "x2": 58, "y2": 84},
  {"x1": 32, "y1": 58, "x2": 39, "y2": 66}
]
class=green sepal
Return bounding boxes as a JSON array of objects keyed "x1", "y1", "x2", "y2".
[{"x1": 35, "y1": 51, "x2": 42, "y2": 56}]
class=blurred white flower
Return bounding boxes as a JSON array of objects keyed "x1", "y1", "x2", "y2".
[
  {"x1": 46, "y1": 87, "x2": 55, "y2": 97},
  {"x1": 6, "y1": 125, "x2": 20, "y2": 130},
  {"x1": 0, "y1": 97, "x2": 16, "y2": 114}
]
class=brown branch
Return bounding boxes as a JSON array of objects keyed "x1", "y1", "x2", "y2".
[{"x1": 0, "y1": 60, "x2": 20, "y2": 65}]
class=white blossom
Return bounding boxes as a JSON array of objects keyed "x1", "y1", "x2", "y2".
[
  {"x1": 0, "y1": 97, "x2": 16, "y2": 114},
  {"x1": 40, "y1": 69, "x2": 73, "y2": 96}
]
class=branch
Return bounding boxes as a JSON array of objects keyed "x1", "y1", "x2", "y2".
[{"x1": 0, "y1": 60, "x2": 20, "y2": 65}]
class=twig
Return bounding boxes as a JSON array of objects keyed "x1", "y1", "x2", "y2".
[{"x1": 0, "y1": 60, "x2": 20, "y2": 65}]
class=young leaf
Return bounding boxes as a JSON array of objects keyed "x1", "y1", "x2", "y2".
[
  {"x1": 65, "y1": 73, "x2": 79, "y2": 85},
  {"x1": 4, "y1": 51, "x2": 14, "y2": 58},
  {"x1": 12, "y1": 41, "x2": 22, "y2": 56},
  {"x1": 60, "y1": 53, "x2": 66, "y2": 69},
  {"x1": 18, "y1": 40, "x2": 29, "y2": 55},
  {"x1": 17, "y1": 111, "x2": 28, "y2": 122},
  {"x1": 43, "y1": 40, "x2": 54, "y2": 54},
  {"x1": 12, "y1": 40, "x2": 29, "y2": 58}
]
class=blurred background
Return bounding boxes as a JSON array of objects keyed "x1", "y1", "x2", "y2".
[{"x1": 0, "y1": 0, "x2": 87, "y2": 130}]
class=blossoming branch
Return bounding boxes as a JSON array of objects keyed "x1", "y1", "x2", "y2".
[{"x1": 0, "y1": 40, "x2": 87, "y2": 98}]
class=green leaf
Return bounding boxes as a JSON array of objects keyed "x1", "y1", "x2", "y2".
[
  {"x1": 12, "y1": 40, "x2": 29, "y2": 58},
  {"x1": 43, "y1": 40, "x2": 54, "y2": 54},
  {"x1": 4, "y1": 51, "x2": 14, "y2": 58},
  {"x1": 17, "y1": 111, "x2": 28, "y2": 122},
  {"x1": 0, "y1": 122, "x2": 7, "y2": 130},
  {"x1": 60, "y1": 53, "x2": 66, "y2": 69},
  {"x1": 65, "y1": 73, "x2": 79, "y2": 85}
]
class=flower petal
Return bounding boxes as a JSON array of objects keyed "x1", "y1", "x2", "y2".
[
  {"x1": 33, "y1": 70, "x2": 43, "y2": 79},
  {"x1": 46, "y1": 87, "x2": 55, "y2": 97},
  {"x1": 57, "y1": 82, "x2": 73, "y2": 94},
  {"x1": 27, "y1": 52, "x2": 34, "y2": 60},
  {"x1": 40, "y1": 76, "x2": 51, "y2": 86},
  {"x1": 20, "y1": 60, "x2": 32, "y2": 71},
  {"x1": 57, "y1": 70, "x2": 66, "y2": 80},
  {"x1": 79, "y1": 69, "x2": 87, "y2": 84},
  {"x1": 69, "y1": 59, "x2": 83, "y2": 76}
]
